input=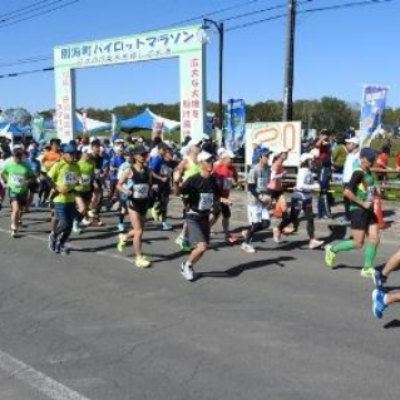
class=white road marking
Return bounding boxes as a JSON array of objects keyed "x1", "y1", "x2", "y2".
[
  {"x1": 0, "y1": 348, "x2": 92, "y2": 400},
  {"x1": 0, "y1": 227, "x2": 134, "y2": 264}
]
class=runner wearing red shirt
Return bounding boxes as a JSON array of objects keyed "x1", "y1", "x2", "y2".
[{"x1": 210, "y1": 150, "x2": 238, "y2": 243}]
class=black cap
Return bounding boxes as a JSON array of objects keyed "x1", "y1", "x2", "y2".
[
  {"x1": 360, "y1": 147, "x2": 376, "y2": 163},
  {"x1": 132, "y1": 145, "x2": 149, "y2": 155}
]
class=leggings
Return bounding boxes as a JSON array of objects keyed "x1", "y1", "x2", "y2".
[{"x1": 279, "y1": 197, "x2": 315, "y2": 239}]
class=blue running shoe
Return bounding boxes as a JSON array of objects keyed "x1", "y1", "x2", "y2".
[
  {"x1": 118, "y1": 223, "x2": 125, "y2": 232},
  {"x1": 372, "y1": 289, "x2": 387, "y2": 320},
  {"x1": 373, "y1": 269, "x2": 386, "y2": 291}
]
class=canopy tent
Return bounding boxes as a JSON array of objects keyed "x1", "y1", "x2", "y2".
[
  {"x1": 43, "y1": 113, "x2": 111, "y2": 134},
  {"x1": 0, "y1": 123, "x2": 24, "y2": 138},
  {"x1": 121, "y1": 108, "x2": 180, "y2": 132}
]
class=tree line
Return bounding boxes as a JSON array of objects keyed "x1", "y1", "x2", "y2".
[{"x1": 4, "y1": 96, "x2": 400, "y2": 134}]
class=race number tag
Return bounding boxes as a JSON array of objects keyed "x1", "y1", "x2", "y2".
[
  {"x1": 64, "y1": 172, "x2": 78, "y2": 185},
  {"x1": 198, "y1": 193, "x2": 214, "y2": 211},
  {"x1": 10, "y1": 174, "x2": 24, "y2": 187},
  {"x1": 257, "y1": 178, "x2": 268, "y2": 191},
  {"x1": 133, "y1": 184, "x2": 149, "y2": 199},
  {"x1": 223, "y1": 178, "x2": 233, "y2": 191},
  {"x1": 367, "y1": 187, "x2": 375, "y2": 202},
  {"x1": 81, "y1": 175, "x2": 91, "y2": 186},
  {"x1": 94, "y1": 170, "x2": 101, "y2": 179}
]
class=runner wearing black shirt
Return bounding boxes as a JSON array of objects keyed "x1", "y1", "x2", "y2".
[{"x1": 180, "y1": 151, "x2": 230, "y2": 281}]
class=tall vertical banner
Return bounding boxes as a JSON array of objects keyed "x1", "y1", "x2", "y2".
[
  {"x1": 31, "y1": 115, "x2": 45, "y2": 142},
  {"x1": 360, "y1": 85, "x2": 389, "y2": 147},
  {"x1": 224, "y1": 99, "x2": 246, "y2": 153},
  {"x1": 111, "y1": 114, "x2": 122, "y2": 141}
]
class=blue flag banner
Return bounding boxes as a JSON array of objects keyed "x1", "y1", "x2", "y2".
[
  {"x1": 360, "y1": 85, "x2": 389, "y2": 147},
  {"x1": 224, "y1": 99, "x2": 246, "y2": 153}
]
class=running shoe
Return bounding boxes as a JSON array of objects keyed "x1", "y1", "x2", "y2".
[
  {"x1": 135, "y1": 255, "x2": 151, "y2": 268},
  {"x1": 226, "y1": 233, "x2": 238, "y2": 244},
  {"x1": 309, "y1": 239, "x2": 324, "y2": 249},
  {"x1": 162, "y1": 222, "x2": 173, "y2": 231},
  {"x1": 372, "y1": 289, "x2": 387, "y2": 319},
  {"x1": 373, "y1": 269, "x2": 387, "y2": 291},
  {"x1": 72, "y1": 221, "x2": 82, "y2": 234},
  {"x1": 11, "y1": 229, "x2": 17, "y2": 238},
  {"x1": 175, "y1": 233, "x2": 184, "y2": 247},
  {"x1": 48, "y1": 232, "x2": 57, "y2": 252},
  {"x1": 324, "y1": 245, "x2": 336, "y2": 268},
  {"x1": 117, "y1": 223, "x2": 125, "y2": 232},
  {"x1": 117, "y1": 234, "x2": 127, "y2": 252},
  {"x1": 81, "y1": 218, "x2": 91, "y2": 227},
  {"x1": 151, "y1": 207, "x2": 159, "y2": 222},
  {"x1": 241, "y1": 243, "x2": 256, "y2": 253},
  {"x1": 361, "y1": 267, "x2": 374, "y2": 278},
  {"x1": 88, "y1": 210, "x2": 96, "y2": 218},
  {"x1": 181, "y1": 262, "x2": 195, "y2": 281},
  {"x1": 57, "y1": 243, "x2": 70, "y2": 255},
  {"x1": 273, "y1": 227, "x2": 282, "y2": 243}
]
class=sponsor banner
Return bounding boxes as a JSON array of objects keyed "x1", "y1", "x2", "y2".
[
  {"x1": 360, "y1": 85, "x2": 389, "y2": 147},
  {"x1": 224, "y1": 99, "x2": 246, "y2": 153},
  {"x1": 245, "y1": 121, "x2": 302, "y2": 167}
]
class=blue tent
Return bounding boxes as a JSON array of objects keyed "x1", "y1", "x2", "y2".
[
  {"x1": 121, "y1": 108, "x2": 180, "y2": 132},
  {"x1": 0, "y1": 123, "x2": 24, "y2": 137}
]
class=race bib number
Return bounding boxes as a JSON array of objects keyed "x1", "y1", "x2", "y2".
[
  {"x1": 223, "y1": 178, "x2": 233, "y2": 191},
  {"x1": 367, "y1": 187, "x2": 375, "y2": 202},
  {"x1": 10, "y1": 174, "x2": 24, "y2": 187},
  {"x1": 64, "y1": 172, "x2": 78, "y2": 185},
  {"x1": 257, "y1": 178, "x2": 268, "y2": 191},
  {"x1": 133, "y1": 184, "x2": 149, "y2": 199},
  {"x1": 198, "y1": 193, "x2": 214, "y2": 211},
  {"x1": 94, "y1": 170, "x2": 101, "y2": 179},
  {"x1": 160, "y1": 165, "x2": 172, "y2": 178},
  {"x1": 81, "y1": 175, "x2": 91, "y2": 186}
]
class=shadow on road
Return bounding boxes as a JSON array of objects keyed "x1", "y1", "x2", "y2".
[
  {"x1": 197, "y1": 256, "x2": 296, "y2": 280},
  {"x1": 384, "y1": 319, "x2": 400, "y2": 329}
]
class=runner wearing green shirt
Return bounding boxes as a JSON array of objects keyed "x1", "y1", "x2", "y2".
[
  {"x1": 325, "y1": 147, "x2": 380, "y2": 277},
  {"x1": 73, "y1": 147, "x2": 95, "y2": 234},
  {"x1": 47, "y1": 145, "x2": 81, "y2": 254},
  {"x1": 1, "y1": 147, "x2": 34, "y2": 237}
]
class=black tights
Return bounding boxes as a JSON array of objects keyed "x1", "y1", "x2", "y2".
[
  {"x1": 279, "y1": 198, "x2": 315, "y2": 239},
  {"x1": 245, "y1": 220, "x2": 270, "y2": 244}
]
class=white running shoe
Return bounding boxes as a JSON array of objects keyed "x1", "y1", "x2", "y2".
[
  {"x1": 181, "y1": 262, "x2": 195, "y2": 281},
  {"x1": 241, "y1": 243, "x2": 256, "y2": 253},
  {"x1": 162, "y1": 222, "x2": 173, "y2": 231},
  {"x1": 309, "y1": 239, "x2": 324, "y2": 249},
  {"x1": 273, "y1": 227, "x2": 282, "y2": 243}
]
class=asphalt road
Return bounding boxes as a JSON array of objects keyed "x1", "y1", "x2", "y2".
[{"x1": 0, "y1": 201, "x2": 399, "y2": 400}]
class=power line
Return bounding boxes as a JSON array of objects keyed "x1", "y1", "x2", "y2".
[
  {"x1": 0, "y1": 66, "x2": 54, "y2": 79},
  {"x1": 0, "y1": 56, "x2": 51, "y2": 69},
  {"x1": 0, "y1": 0, "x2": 393, "y2": 73},
  {"x1": 0, "y1": 0, "x2": 79, "y2": 29},
  {"x1": 226, "y1": 0, "x2": 394, "y2": 31},
  {"x1": 0, "y1": 0, "x2": 56, "y2": 20}
]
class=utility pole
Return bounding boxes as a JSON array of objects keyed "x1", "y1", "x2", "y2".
[{"x1": 282, "y1": 0, "x2": 296, "y2": 121}]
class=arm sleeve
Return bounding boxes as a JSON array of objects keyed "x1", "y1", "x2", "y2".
[
  {"x1": 347, "y1": 170, "x2": 364, "y2": 195},
  {"x1": 247, "y1": 169, "x2": 260, "y2": 199}
]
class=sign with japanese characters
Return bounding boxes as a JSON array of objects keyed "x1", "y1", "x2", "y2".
[
  {"x1": 54, "y1": 25, "x2": 206, "y2": 143},
  {"x1": 245, "y1": 121, "x2": 302, "y2": 167}
]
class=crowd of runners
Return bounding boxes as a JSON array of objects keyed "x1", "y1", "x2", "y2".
[{"x1": 0, "y1": 134, "x2": 398, "y2": 320}]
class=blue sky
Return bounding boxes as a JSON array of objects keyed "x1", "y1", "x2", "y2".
[{"x1": 1, "y1": 0, "x2": 399, "y2": 113}]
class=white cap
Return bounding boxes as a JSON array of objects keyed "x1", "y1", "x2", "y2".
[
  {"x1": 217, "y1": 147, "x2": 226, "y2": 156},
  {"x1": 300, "y1": 152, "x2": 315, "y2": 163},
  {"x1": 202, "y1": 134, "x2": 211, "y2": 140},
  {"x1": 89, "y1": 137, "x2": 98, "y2": 143},
  {"x1": 309, "y1": 148, "x2": 320, "y2": 158},
  {"x1": 81, "y1": 146, "x2": 92, "y2": 154},
  {"x1": 198, "y1": 151, "x2": 214, "y2": 162},
  {"x1": 345, "y1": 137, "x2": 360, "y2": 146},
  {"x1": 220, "y1": 150, "x2": 234, "y2": 159}
]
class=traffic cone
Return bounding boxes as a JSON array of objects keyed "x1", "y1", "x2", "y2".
[{"x1": 374, "y1": 194, "x2": 385, "y2": 230}]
